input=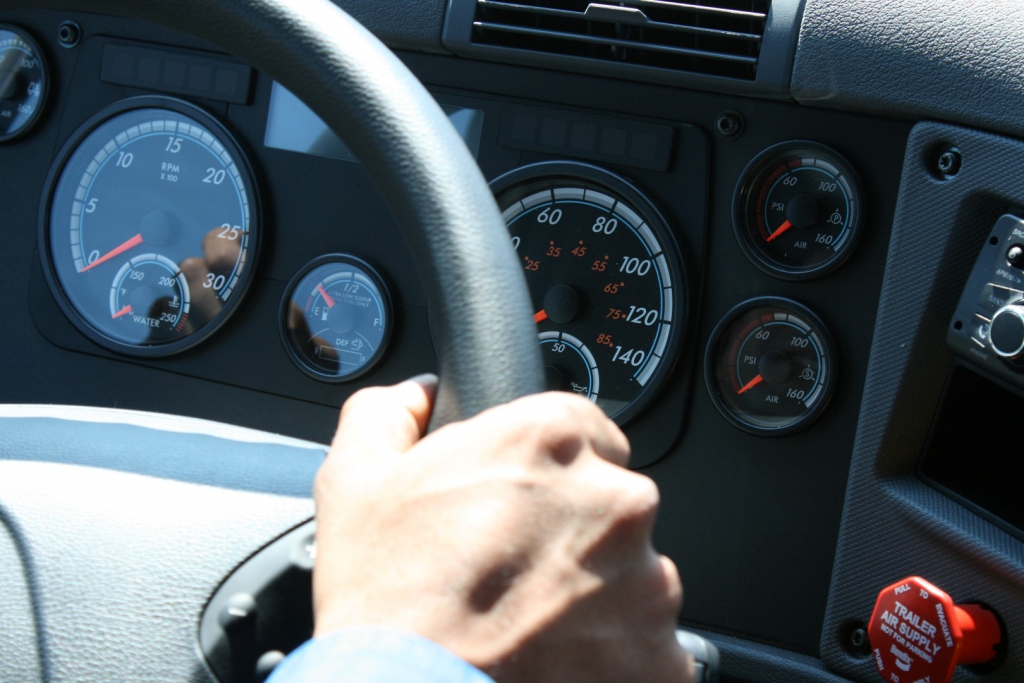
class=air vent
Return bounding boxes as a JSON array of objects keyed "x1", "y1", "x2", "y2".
[{"x1": 469, "y1": 0, "x2": 769, "y2": 80}]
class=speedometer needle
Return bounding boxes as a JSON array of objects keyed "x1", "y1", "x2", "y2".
[
  {"x1": 737, "y1": 374, "x2": 764, "y2": 395},
  {"x1": 112, "y1": 304, "x2": 133, "y2": 319},
  {"x1": 766, "y1": 220, "x2": 793, "y2": 243},
  {"x1": 80, "y1": 233, "x2": 144, "y2": 273},
  {"x1": 534, "y1": 310, "x2": 548, "y2": 323},
  {"x1": 317, "y1": 285, "x2": 336, "y2": 308}
]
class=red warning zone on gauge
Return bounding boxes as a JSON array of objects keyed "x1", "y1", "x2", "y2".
[{"x1": 867, "y1": 576, "x2": 1001, "y2": 683}]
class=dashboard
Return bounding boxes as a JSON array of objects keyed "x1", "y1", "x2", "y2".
[{"x1": 1, "y1": 2, "x2": 1023, "y2": 683}]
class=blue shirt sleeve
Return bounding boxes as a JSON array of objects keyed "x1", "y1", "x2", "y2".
[{"x1": 266, "y1": 626, "x2": 497, "y2": 683}]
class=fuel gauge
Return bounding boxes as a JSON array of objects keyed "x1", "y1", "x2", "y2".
[
  {"x1": 281, "y1": 255, "x2": 392, "y2": 382},
  {"x1": 705, "y1": 297, "x2": 837, "y2": 436}
]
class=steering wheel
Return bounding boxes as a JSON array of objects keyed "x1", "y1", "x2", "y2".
[{"x1": 0, "y1": 0, "x2": 541, "y2": 679}]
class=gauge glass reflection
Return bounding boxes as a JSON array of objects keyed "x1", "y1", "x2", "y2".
[
  {"x1": 0, "y1": 25, "x2": 48, "y2": 142},
  {"x1": 705, "y1": 298, "x2": 837, "y2": 436},
  {"x1": 282, "y1": 256, "x2": 392, "y2": 382},
  {"x1": 43, "y1": 97, "x2": 260, "y2": 355}
]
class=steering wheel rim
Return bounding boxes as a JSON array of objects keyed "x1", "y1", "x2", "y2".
[{"x1": 5, "y1": 0, "x2": 543, "y2": 425}]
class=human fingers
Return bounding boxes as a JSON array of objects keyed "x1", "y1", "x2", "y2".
[
  {"x1": 329, "y1": 374, "x2": 438, "y2": 457},
  {"x1": 658, "y1": 555, "x2": 684, "y2": 617},
  {"x1": 477, "y1": 392, "x2": 631, "y2": 469}
]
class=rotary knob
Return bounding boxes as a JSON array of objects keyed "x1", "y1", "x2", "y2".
[
  {"x1": 989, "y1": 304, "x2": 1024, "y2": 359},
  {"x1": 868, "y1": 576, "x2": 1002, "y2": 683}
]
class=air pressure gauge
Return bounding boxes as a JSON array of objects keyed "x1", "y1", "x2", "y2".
[
  {"x1": 705, "y1": 297, "x2": 837, "y2": 436},
  {"x1": 0, "y1": 24, "x2": 48, "y2": 142},
  {"x1": 734, "y1": 142, "x2": 863, "y2": 280}
]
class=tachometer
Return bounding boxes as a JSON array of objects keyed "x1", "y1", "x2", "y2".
[
  {"x1": 491, "y1": 162, "x2": 687, "y2": 425},
  {"x1": 40, "y1": 96, "x2": 260, "y2": 356}
]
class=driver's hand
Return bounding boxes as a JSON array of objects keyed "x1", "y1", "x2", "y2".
[{"x1": 313, "y1": 375, "x2": 695, "y2": 683}]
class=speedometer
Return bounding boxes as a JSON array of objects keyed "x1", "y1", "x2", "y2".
[
  {"x1": 40, "y1": 96, "x2": 260, "y2": 356},
  {"x1": 491, "y1": 162, "x2": 687, "y2": 425}
]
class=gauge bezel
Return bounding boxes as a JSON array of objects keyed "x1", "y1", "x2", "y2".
[
  {"x1": 0, "y1": 23, "x2": 49, "y2": 143},
  {"x1": 279, "y1": 253, "x2": 394, "y2": 383},
  {"x1": 732, "y1": 141, "x2": 864, "y2": 281},
  {"x1": 38, "y1": 95, "x2": 263, "y2": 357},
  {"x1": 703, "y1": 296, "x2": 838, "y2": 437},
  {"x1": 489, "y1": 160, "x2": 689, "y2": 427}
]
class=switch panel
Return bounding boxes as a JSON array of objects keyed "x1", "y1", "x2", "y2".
[{"x1": 948, "y1": 214, "x2": 1024, "y2": 389}]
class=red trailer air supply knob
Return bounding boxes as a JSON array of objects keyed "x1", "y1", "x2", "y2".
[{"x1": 868, "y1": 576, "x2": 1002, "y2": 683}]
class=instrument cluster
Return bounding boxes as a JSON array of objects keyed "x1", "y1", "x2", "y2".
[{"x1": 4, "y1": 21, "x2": 871, "y2": 443}]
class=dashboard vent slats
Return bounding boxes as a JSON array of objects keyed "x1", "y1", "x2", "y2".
[{"x1": 471, "y1": 0, "x2": 771, "y2": 80}]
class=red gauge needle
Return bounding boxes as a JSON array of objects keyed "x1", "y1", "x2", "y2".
[
  {"x1": 737, "y1": 374, "x2": 764, "y2": 395},
  {"x1": 317, "y1": 284, "x2": 336, "y2": 308},
  {"x1": 112, "y1": 304, "x2": 133, "y2": 319},
  {"x1": 534, "y1": 310, "x2": 548, "y2": 323},
  {"x1": 80, "y1": 233, "x2": 144, "y2": 273},
  {"x1": 766, "y1": 220, "x2": 793, "y2": 243}
]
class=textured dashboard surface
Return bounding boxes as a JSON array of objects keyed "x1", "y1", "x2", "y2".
[
  {"x1": 0, "y1": 408, "x2": 323, "y2": 683},
  {"x1": 793, "y1": 0, "x2": 1024, "y2": 140},
  {"x1": 699, "y1": 630, "x2": 851, "y2": 683},
  {"x1": 819, "y1": 123, "x2": 1024, "y2": 682},
  {"x1": 0, "y1": 513, "x2": 44, "y2": 682},
  {"x1": 334, "y1": 0, "x2": 448, "y2": 54}
]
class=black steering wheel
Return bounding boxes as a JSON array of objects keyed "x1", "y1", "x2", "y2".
[{"x1": 0, "y1": 0, "x2": 541, "y2": 679}]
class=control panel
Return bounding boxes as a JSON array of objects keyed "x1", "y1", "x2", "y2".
[{"x1": 948, "y1": 214, "x2": 1024, "y2": 388}]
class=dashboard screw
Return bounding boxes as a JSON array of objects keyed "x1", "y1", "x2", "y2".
[
  {"x1": 849, "y1": 627, "x2": 872, "y2": 657},
  {"x1": 936, "y1": 148, "x2": 962, "y2": 178},
  {"x1": 715, "y1": 111, "x2": 744, "y2": 139},
  {"x1": 57, "y1": 21, "x2": 81, "y2": 48}
]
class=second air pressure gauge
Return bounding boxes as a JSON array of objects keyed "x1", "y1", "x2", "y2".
[
  {"x1": 734, "y1": 142, "x2": 863, "y2": 280},
  {"x1": 705, "y1": 297, "x2": 837, "y2": 436}
]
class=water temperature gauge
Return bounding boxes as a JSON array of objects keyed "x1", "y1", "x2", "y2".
[
  {"x1": 109, "y1": 254, "x2": 191, "y2": 345},
  {"x1": 281, "y1": 255, "x2": 392, "y2": 382},
  {"x1": 705, "y1": 297, "x2": 837, "y2": 436}
]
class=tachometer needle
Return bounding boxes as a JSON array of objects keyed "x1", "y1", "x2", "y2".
[
  {"x1": 737, "y1": 374, "x2": 764, "y2": 395},
  {"x1": 112, "y1": 304, "x2": 133, "y2": 319},
  {"x1": 766, "y1": 220, "x2": 793, "y2": 243},
  {"x1": 317, "y1": 284, "x2": 336, "y2": 308},
  {"x1": 80, "y1": 233, "x2": 144, "y2": 273},
  {"x1": 534, "y1": 310, "x2": 548, "y2": 323}
]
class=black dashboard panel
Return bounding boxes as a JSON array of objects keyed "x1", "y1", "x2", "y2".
[
  {"x1": 406, "y1": 51, "x2": 910, "y2": 653},
  {"x1": 0, "y1": 6, "x2": 911, "y2": 663}
]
